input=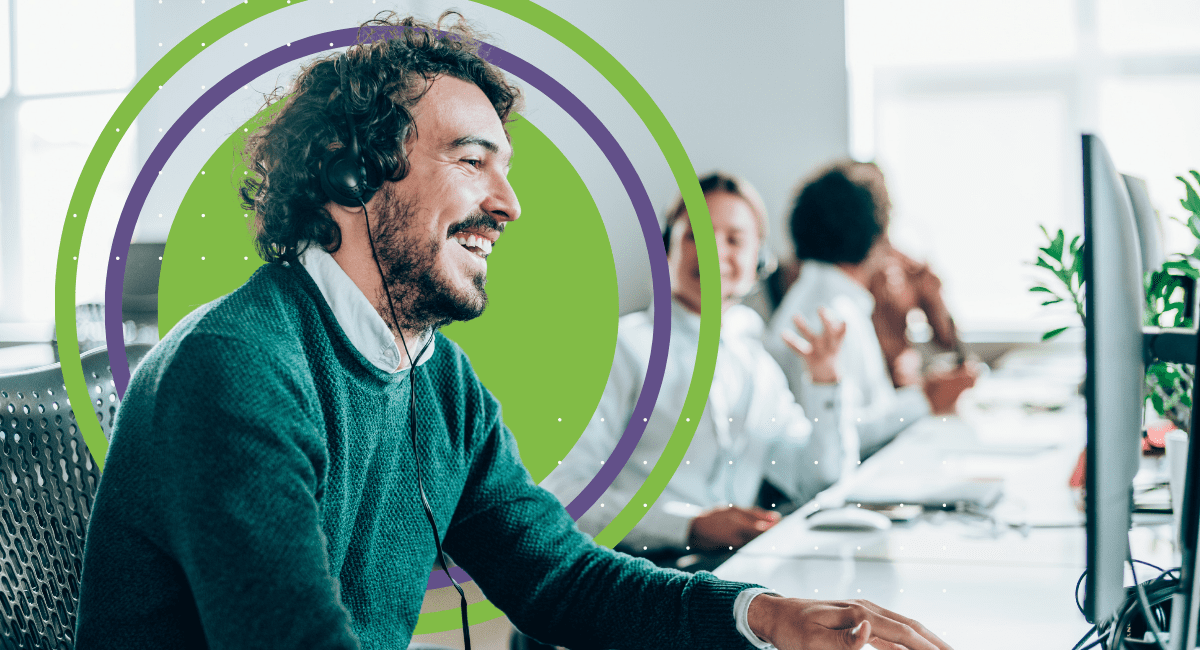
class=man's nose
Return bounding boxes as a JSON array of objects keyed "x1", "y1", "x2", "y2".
[{"x1": 482, "y1": 172, "x2": 521, "y2": 223}]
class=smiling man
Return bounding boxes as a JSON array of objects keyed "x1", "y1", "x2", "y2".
[{"x1": 75, "y1": 13, "x2": 953, "y2": 650}]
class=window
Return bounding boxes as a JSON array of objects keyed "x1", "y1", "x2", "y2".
[
  {"x1": 847, "y1": 0, "x2": 1200, "y2": 334},
  {"x1": 1, "y1": 0, "x2": 136, "y2": 324}
]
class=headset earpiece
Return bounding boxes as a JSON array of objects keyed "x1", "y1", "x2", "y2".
[
  {"x1": 320, "y1": 144, "x2": 378, "y2": 207},
  {"x1": 320, "y1": 55, "x2": 380, "y2": 207}
]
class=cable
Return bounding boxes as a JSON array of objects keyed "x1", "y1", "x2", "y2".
[
  {"x1": 1128, "y1": 545, "x2": 1169, "y2": 650},
  {"x1": 1072, "y1": 623, "x2": 1098, "y2": 650},
  {"x1": 1077, "y1": 569, "x2": 1089, "y2": 616},
  {"x1": 1076, "y1": 560, "x2": 1181, "y2": 649},
  {"x1": 362, "y1": 199, "x2": 472, "y2": 650},
  {"x1": 1132, "y1": 559, "x2": 1166, "y2": 574}
]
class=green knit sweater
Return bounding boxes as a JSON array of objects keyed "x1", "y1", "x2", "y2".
[{"x1": 75, "y1": 262, "x2": 761, "y2": 650}]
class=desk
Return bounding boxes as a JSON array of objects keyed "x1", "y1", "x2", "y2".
[{"x1": 714, "y1": 349, "x2": 1176, "y2": 649}]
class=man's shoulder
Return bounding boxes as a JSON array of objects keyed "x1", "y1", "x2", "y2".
[
  {"x1": 161, "y1": 263, "x2": 315, "y2": 353},
  {"x1": 768, "y1": 266, "x2": 841, "y2": 331},
  {"x1": 136, "y1": 264, "x2": 328, "y2": 394}
]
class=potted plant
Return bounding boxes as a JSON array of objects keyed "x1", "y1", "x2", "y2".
[{"x1": 1032, "y1": 171, "x2": 1200, "y2": 432}]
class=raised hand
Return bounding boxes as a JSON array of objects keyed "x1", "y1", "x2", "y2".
[{"x1": 781, "y1": 307, "x2": 847, "y2": 385}]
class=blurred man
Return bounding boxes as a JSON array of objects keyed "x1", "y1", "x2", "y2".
[{"x1": 765, "y1": 161, "x2": 977, "y2": 463}]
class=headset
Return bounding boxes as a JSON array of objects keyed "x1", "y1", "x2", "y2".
[
  {"x1": 319, "y1": 57, "x2": 382, "y2": 208},
  {"x1": 320, "y1": 53, "x2": 472, "y2": 650}
]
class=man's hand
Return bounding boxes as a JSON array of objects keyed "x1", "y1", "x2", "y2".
[
  {"x1": 922, "y1": 363, "x2": 979, "y2": 415},
  {"x1": 747, "y1": 595, "x2": 954, "y2": 650},
  {"x1": 781, "y1": 308, "x2": 847, "y2": 385},
  {"x1": 687, "y1": 506, "x2": 780, "y2": 551}
]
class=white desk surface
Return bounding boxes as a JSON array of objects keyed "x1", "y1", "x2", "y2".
[{"x1": 714, "y1": 349, "x2": 1177, "y2": 650}]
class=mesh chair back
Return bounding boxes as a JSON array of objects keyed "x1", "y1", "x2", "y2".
[{"x1": 0, "y1": 344, "x2": 151, "y2": 649}]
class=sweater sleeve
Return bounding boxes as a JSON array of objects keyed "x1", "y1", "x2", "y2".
[
  {"x1": 442, "y1": 378, "x2": 762, "y2": 650},
  {"x1": 86, "y1": 334, "x2": 360, "y2": 650}
]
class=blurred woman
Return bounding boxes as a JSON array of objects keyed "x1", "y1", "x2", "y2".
[{"x1": 541, "y1": 172, "x2": 847, "y2": 555}]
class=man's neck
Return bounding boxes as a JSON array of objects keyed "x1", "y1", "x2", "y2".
[
  {"x1": 392, "y1": 329, "x2": 427, "y2": 370},
  {"x1": 328, "y1": 244, "x2": 425, "y2": 371}
]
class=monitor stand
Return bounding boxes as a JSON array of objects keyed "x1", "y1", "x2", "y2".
[{"x1": 1145, "y1": 327, "x2": 1200, "y2": 649}]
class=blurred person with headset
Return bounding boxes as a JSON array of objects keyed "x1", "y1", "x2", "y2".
[{"x1": 543, "y1": 172, "x2": 848, "y2": 558}]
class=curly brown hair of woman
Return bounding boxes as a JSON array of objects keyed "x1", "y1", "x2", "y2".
[{"x1": 238, "y1": 11, "x2": 523, "y2": 263}]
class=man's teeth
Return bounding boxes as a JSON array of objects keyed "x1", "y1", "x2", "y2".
[{"x1": 452, "y1": 234, "x2": 492, "y2": 257}]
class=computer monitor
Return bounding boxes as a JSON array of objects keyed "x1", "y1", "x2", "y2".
[
  {"x1": 1124, "y1": 174, "x2": 1165, "y2": 274},
  {"x1": 1082, "y1": 134, "x2": 1146, "y2": 625},
  {"x1": 1126, "y1": 173, "x2": 1198, "y2": 330}
]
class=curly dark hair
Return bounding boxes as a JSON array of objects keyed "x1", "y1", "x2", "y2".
[
  {"x1": 239, "y1": 11, "x2": 523, "y2": 263},
  {"x1": 789, "y1": 162, "x2": 883, "y2": 265}
]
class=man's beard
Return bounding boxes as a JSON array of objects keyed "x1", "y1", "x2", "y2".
[{"x1": 368, "y1": 185, "x2": 488, "y2": 334}]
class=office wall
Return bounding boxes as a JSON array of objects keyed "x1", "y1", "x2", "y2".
[{"x1": 131, "y1": 0, "x2": 849, "y2": 313}]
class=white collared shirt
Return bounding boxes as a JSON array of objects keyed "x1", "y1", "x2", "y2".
[
  {"x1": 764, "y1": 261, "x2": 930, "y2": 461},
  {"x1": 542, "y1": 299, "x2": 844, "y2": 551},
  {"x1": 296, "y1": 245, "x2": 434, "y2": 373}
]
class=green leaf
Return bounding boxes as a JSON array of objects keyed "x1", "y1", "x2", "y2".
[
  {"x1": 1035, "y1": 256, "x2": 1059, "y2": 273},
  {"x1": 1042, "y1": 327, "x2": 1069, "y2": 341},
  {"x1": 1069, "y1": 235, "x2": 1082, "y2": 255},
  {"x1": 1041, "y1": 298, "x2": 1064, "y2": 306},
  {"x1": 1179, "y1": 174, "x2": 1200, "y2": 216},
  {"x1": 1048, "y1": 229, "x2": 1065, "y2": 260},
  {"x1": 1164, "y1": 259, "x2": 1200, "y2": 279},
  {"x1": 1150, "y1": 391, "x2": 1166, "y2": 416},
  {"x1": 1029, "y1": 286, "x2": 1057, "y2": 294}
]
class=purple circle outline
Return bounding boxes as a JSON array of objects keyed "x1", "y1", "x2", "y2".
[{"x1": 103, "y1": 28, "x2": 673, "y2": 588}]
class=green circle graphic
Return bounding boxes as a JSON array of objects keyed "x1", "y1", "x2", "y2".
[
  {"x1": 159, "y1": 115, "x2": 617, "y2": 484},
  {"x1": 57, "y1": 0, "x2": 722, "y2": 635}
]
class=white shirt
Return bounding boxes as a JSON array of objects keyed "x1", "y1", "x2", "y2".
[
  {"x1": 296, "y1": 245, "x2": 434, "y2": 372},
  {"x1": 299, "y1": 249, "x2": 780, "y2": 648},
  {"x1": 542, "y1": 299, "x2": 844, "y2": 551},
  {"x1": 764, "y1": 261, "x2": 929, "y2": 461}
]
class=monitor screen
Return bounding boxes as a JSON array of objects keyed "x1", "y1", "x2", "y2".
[
  {"x1": 1123, "y1": 173, "x2": 1165, "y2": 274},
  {"x1": 1082, "y1": 133, "x2": 1146, "y2": 624}
]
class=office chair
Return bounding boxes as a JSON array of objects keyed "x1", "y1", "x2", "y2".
[{"x1": 0, "y1": 344, "x2": 151, "y2": 649}]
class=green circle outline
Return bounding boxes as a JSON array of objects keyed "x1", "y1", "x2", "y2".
[{"x1": 55, "y1": 0, "x2": 723, "y2": 635}]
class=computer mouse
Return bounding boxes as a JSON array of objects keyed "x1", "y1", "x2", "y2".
[{"x1": 806, "y1": 507, "x2": 893, "y2": 532}]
